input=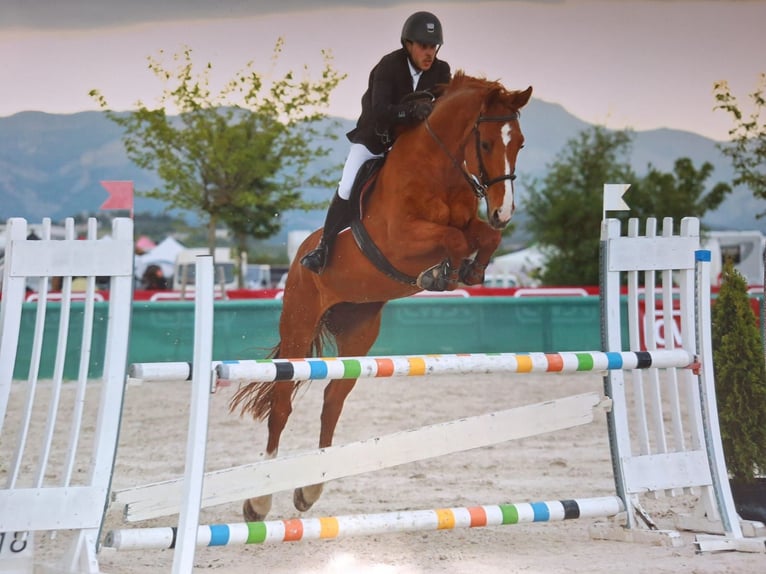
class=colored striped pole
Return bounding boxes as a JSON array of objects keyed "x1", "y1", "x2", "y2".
[
  {"x1": 216, "y1": 349, "x2": 695, "y2": 383},
  {"x1": 105, "y1": 496, "x2": 624, "y2": 550}
]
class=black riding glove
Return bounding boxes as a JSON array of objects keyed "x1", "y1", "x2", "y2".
[{"x1": 408, "y1": 100, "x2": 433, "y2": 122}]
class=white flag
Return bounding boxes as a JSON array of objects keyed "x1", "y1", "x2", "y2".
[{"x1": 603, "y1": 184, "x2": 631, "y2": 219}]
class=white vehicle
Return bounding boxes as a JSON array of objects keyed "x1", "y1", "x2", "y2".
[
  {"x1": 173, "y1": 247, "x2": 243, "y2": 292},
  {"x1": 703, "y1": 230, "x2": 765, "y2": 286},
  {"x1": 246, "y1": 264, "x2": 273, "y2": 289},
  {"x1": 482, "y1": 272, "x2": 520, "y2": 288}
]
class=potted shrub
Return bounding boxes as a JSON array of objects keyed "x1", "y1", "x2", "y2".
[{"x1": 711, "y1": 260, "x2": 766, "y2": 523}]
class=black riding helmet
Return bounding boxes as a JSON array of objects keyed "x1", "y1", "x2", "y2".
[{"x1": 400, "y1": 11, "x2": 444, "y2": 46}]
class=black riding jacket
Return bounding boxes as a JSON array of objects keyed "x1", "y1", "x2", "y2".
[{"x1": 347, "y1": 47, "x2": 451, "y2": 154}]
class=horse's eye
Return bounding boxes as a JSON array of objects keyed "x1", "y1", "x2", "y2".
[{"x1": 481, "y1": 141, "x2": 491, "y2": 152}]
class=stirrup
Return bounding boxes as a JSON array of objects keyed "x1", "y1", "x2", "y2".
[{"x1": 300, "y1": 245, "x2": 328, "y2": 274}]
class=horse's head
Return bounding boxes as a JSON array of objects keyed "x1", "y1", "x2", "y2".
[
  {"x1": 467, "y1": 82, "x2": 532, "y2": 229},
  {"x1": 431, "y1": 74, "x2": 533, "y2": 230}
]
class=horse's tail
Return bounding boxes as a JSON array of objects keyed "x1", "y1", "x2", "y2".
[{"x1": 228, "y1": 325, "x2": 329, "y2": 422}]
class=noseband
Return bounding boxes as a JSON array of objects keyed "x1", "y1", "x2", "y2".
[{"x1": 424, "y1": 111, "x2": 520, "y2": 200}]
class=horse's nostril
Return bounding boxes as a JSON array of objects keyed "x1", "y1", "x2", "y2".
[{"x1": 491, "y1": 210, "x2": 511, "y2": 229}]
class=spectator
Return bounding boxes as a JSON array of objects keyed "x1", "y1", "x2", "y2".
[{"x1": 141, "y1": 264, "x2": 169, "y2": 290}]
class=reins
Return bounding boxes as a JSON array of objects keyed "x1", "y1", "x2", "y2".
[{"x1": 424, "y1": 111, "x2": 519, "y2": 200}]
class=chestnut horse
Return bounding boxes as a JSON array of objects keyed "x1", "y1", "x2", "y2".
[{"x1": 231, "y1": 72, "x2": 532, "y2": 521}]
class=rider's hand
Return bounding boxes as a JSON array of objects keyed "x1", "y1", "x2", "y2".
[{"x1": 408, "y1": 100, "x2": 433, "y2": 122}]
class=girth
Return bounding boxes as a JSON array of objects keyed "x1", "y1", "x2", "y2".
[{"x1": 348, "y1": 158, "x2": 420, "y2": 286}]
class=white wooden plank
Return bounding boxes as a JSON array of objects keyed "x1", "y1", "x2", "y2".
[
  {"x1": 622, "y1": 450, "x2": 712, "y2": 493},
  {"x1": 8, "y1": 239, "x2": 134, "y2": 277},
  {"x1": 116, "y1": 392, "x2": 608, "y2": 522},
  {"x1": 0, "y1": 487, "x2": 107, "y2": 531},
  {"x1": 607, "y1": 236, "x2": 698, "y2": 272}
]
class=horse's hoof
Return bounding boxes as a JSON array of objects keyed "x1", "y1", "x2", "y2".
[
  {"x1": 243, "y1": 499, "x2": 268, "y2": 522},
  {"x1": 458, "y1": 259, "x2": 487, "y2": 285},
  {"x1": 417, "y1": 260, "x2": 452, "y2": 291},
  {"x1": 293, "y1": 487, "x2": 315, "y2": 512}
]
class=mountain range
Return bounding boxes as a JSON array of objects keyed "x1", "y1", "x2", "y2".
[{"x1": 1, "y1": 100, "x2": 763, "y2": 244}]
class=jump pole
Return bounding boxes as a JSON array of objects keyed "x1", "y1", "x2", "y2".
[
  {"x1": 216, "y1": 349, "x2": 696, "y2": 383},
  {"x1": 128, "y1": 349, "x2": 696, "y2": 384},
  {"x1": 106, "y1": 496, "x2": 625, "y2": 550}
]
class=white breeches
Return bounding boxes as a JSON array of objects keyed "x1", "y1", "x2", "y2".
[{"x1": 338, "y1": 143, "x2": 384, "y2": 200}]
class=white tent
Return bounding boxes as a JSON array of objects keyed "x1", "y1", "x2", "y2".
[
  {"x1": 486, "y1": 245, "x2": 550, "y2": 287},
  {"x1": 135, "y1": 236, "x2": 185, "y2": 281},
  {"x1": 492, "y1": 245, "x2": 548, "y2": 273}
]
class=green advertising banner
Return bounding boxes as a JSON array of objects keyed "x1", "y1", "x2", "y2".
[{"x1": 12, "y1": 297, "x2": 610, "y2": 380}]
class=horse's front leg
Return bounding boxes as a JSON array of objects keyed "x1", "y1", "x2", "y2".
[
  {"x1": 458, "y1": 220, "x2": 502, "y2": 285},
  {"x1": 407, "y1": 224, "x2": 473, "y2": 291}
]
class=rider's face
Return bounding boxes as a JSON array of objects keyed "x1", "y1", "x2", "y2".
[{"x1": 406, "y1": 41, "x2": 438, "y2": 71}]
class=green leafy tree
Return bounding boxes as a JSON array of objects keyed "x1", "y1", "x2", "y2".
[
  {"x1": 623, "y1": 158, "x2": 731, "y2": 232},
  {"x1": 714, "y1": 73, "x2": 766, "y2": 214},
  {"x1": 524, "y1": 126, "x2": 636, "y2": 285},
  {"x1": 90, "y1": 41, "x2": 345, "y2": 285},
  {"x1": 711, "y1": 261, "x2": 766, "y2": 482},
  {"x1": 525, "y1": 126, "x2": 731, "y2": 285}
]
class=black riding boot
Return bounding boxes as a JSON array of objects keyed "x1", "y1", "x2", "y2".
[{"x1": 300, "y1": 192, "x2": 349, "y2": 274}]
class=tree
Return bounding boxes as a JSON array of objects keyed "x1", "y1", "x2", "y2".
[
  {"x1": 711, "y1": 261, "x2": 766, "y2": 482},
  {"x1": 524, "y1": 126, "x2": 732, "y2": 285},
  {"x1": 623, "y1": 158, "x2": 731, "y2": 232},
  {"x1": 90, "y1": 41, "x2": 345, "y2": 285},
  {"x1": 523, "y1": 126, "x2": 636, "y2": 285},
  {"x1": 714, "y1": 73, "x2": 766, "y2": 214}
]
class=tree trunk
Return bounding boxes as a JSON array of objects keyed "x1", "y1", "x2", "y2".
[
  {"x1": 207, "y1": 214, "x2": 218, "y2": 259},
  {"x1": 236, "y1": 232, "x2": 247, "y2": 289}
]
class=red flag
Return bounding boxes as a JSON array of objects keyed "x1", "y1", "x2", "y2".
[{"x1": 100, "y1": 181, "x2": 134, "y2": 214}]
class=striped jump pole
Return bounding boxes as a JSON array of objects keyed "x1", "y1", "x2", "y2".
[
  {"x1": 105, "y1": 496, "x2": 624, "y2": 550},
  {"x1": 215, "y1": 349, "x2": 697, "y2": 383},
  {"x1": 129, "y1": 361, "x2": 222, "y2": 382}
]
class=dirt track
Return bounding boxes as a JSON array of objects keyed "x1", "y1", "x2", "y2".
[{"x1": 15, "y1": 372, "x2": 766, "y2": 573}]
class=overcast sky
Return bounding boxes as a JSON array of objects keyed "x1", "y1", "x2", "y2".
[{"x1": 1, "y1": 0, "x2": 763, "y2": 141}]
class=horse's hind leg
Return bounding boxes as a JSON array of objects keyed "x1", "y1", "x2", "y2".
[
  {"x1": 242, "y1": 274, "x2": 324, "y2": 522},
  {"x1": 242, "y1": 379, "x2": 297, "y2": 522},
  {"x1": 293, "y1": 301, "x2": 385, "y2": 513}
]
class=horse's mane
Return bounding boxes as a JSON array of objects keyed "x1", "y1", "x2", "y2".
[
  {"x1": 437, "y1": 71, "x2": 507, "y2": 99},
  {"x1": 432, "y1": 71, "x2": 524, "y2": 120}
]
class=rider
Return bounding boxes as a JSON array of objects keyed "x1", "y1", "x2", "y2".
[{"x1": 300, "y1": 11, "x2": 452, "y2": 274}]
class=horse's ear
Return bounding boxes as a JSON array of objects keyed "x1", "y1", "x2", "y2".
[
  {"x1": 513, "y1": 86, "x2": 533, "y2": 109},
  {"x1": 484, "y1": 87, "x2": 505, "y2": 112}
]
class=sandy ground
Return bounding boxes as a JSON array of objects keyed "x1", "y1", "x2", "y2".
[{"x1": 5, "y1": 372, "x2": 766, "y2": 573}]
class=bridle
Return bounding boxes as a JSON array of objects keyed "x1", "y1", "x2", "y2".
[{"x1": 424, "y1": 111, "x2": 520, "y2": 200}]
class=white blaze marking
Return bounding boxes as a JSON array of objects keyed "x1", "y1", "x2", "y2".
[{"x1": 499, "y1": 123, "x2": 515, "y2": 221}]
